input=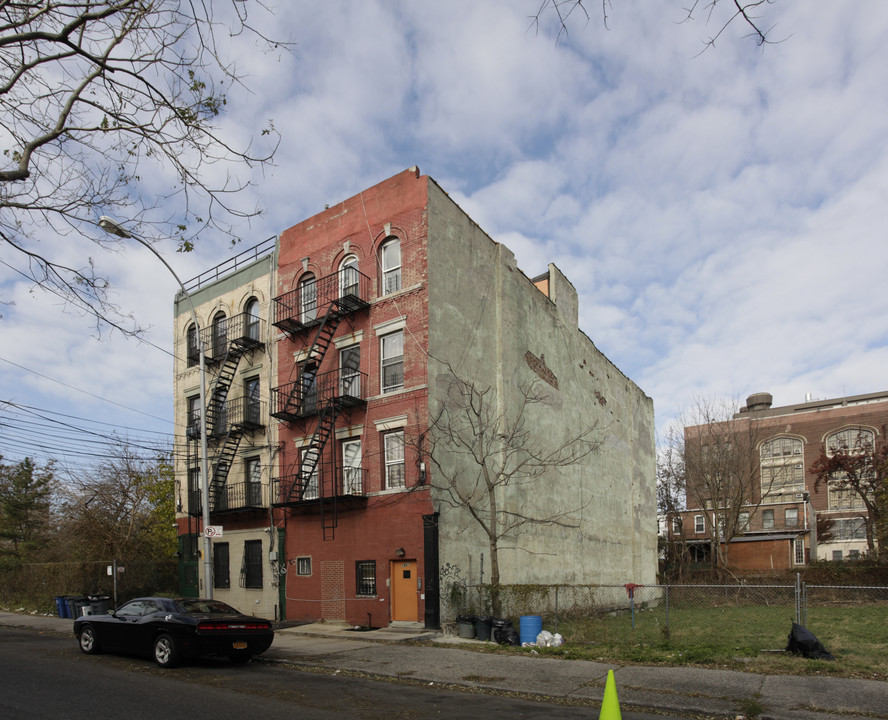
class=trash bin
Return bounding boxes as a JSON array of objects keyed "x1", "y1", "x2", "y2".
[
  {"x1": 475, "y1": 615, "x2": 492, "y2": 641},
  {"x1": 456, "y1": 615, "x2": 476, "y2": 639},
  {"x1": 67, "y1": 596, "x2": 90, "y2": 618},
  {"x1": 88, "y1": 595, "x2": 112, "y2": 615},
  {"x1": 55, "y1": 596, "x2": 70, "y2": 619}
]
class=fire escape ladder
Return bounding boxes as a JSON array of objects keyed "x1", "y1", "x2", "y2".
[
  {"x1": 321, "y1": 457, "x2": 339, "y2": 541},
  {"x1": 290, "y1": 404, "x2": 336, "y2": 503},
  {"x1": 205, "y1": 344, "x2": 246, "y2": 433},
  {"x1": 279, "y1": 304, "x2": 342, "y2": 417},
  {"x1": 209, "y1": 429, "x2": 244, "y2": 511}
]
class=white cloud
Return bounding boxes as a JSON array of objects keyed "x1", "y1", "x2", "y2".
[{"x1": 4, "y1": 0, "x2": 888, "y2": 469}]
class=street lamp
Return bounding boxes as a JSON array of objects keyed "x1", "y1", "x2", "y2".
[{"x1": 98, "y1": 216, "x2": 213, "y2": 599}]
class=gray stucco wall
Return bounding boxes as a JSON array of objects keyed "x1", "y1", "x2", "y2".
[{"x1": 425, "y1": 180, "x2": 656, "y2": 589}]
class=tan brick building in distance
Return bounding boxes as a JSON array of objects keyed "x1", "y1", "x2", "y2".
[{"x1": 669, "y1": 391, "x2": 888, "y2": 571}]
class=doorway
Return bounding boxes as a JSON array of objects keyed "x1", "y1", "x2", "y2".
[{"x1": 390, "y1": 560, "x2": 418, "y2": 622}]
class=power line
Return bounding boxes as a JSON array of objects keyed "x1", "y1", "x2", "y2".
[{"x1": 0, "y1": 356, "x2": 173, "y2": 425}]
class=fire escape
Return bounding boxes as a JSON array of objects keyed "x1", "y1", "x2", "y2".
[
  {"x1": 186, "y1": 312, "x2": 266, "y2": 515},
  {"x1": 271, "y1": 268, "x2": 370, "y2": 539}
]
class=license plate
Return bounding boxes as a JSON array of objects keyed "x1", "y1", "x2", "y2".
[{"x1": 232, "y1": 641, "x2": 247, "y2": 650}]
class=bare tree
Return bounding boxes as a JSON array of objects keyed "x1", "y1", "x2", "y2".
[
  {"x1": 0, "y1": 1, "x2": 285, "y2": 333},
  {"x1": 657, "y1": 425, "x2": 690, "y2": 578},
  {"x1": 57, "y1": 446, "x2": 175, "y2": 562},
  {"x1": 532, "y1": 0, "x2": 782, "y2": 49},
  {"x1": 811, "y1": 432, "x2": 888, "y2": 563},
  {"x1": 680, "y1": 396, "x2": 766, "y2": 569},
  {"x1": 419, "y1": 372, "x2": 602, "y2": 588}
]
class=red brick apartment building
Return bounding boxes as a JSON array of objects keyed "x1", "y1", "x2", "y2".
[
  {"x1": 270, "y1": 169, "x2": 436, "y2": 626},
  {"x1": 669, "y1": 391, "x2": 888, "y2": 571},
  {"x1": 176, "y1": 168, "x2": 657, "y2": 626}
]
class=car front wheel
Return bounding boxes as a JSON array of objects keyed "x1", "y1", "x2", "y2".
[
  {"x1": 153, "y1": 633, "x2": 180, "y2": 668},
  {"x1": 78, "y1": 625, "x2": 102, "y2": 655}
]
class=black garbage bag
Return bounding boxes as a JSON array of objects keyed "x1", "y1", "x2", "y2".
[
  {"x1": 785, "y1": 622, "x2": 835, "y2": 660},
  {"x1": 492, "y1": 618, "x2": 520, "y2": 646}
]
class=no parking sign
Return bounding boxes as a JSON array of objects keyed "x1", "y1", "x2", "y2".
[{"x1": 204, "y1": 525, "x2": 223, "y2": 538}]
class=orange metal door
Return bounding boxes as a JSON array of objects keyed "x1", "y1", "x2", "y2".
[{"x1": 391, "y1": 560, "x2": 418, "y2": 622}]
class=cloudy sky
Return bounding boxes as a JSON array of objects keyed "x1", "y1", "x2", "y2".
[{"x1": 2, "y1": 0, "x2": 887, "y2": 473}]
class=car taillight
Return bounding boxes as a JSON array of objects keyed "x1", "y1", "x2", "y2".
[{"x1": 198, "y1": 621, "x2": 271, "y2": 632}]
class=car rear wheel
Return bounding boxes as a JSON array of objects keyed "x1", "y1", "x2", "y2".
[
  {"x1": 78, "y1": 625, "x2": 102, "y2": 655},
  {"x1": 153, "y1": 633, "x2": 180, "y2": 668}
]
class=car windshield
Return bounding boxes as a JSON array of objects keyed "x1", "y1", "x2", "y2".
[{"x1": 176, "y1": 599, "x2": 240, "y2": 615}]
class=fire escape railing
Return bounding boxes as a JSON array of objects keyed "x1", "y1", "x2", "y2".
[
  {"x1": 271, "y1": 369, "x2": 366, "y2": 422},
  {"x1": 273, "y1": 467, "x2": 366, "y2": 505},
  {"x1": 272, "y1": 268, "x2": 371, "y2": 337}
]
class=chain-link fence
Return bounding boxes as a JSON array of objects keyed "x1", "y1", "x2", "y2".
[
  {"x1": 445, "y1": 581, "x2": 887, "y2": 660},
  {"x1": 0, "y1": 560, "x2": 178, "y2": 611}
]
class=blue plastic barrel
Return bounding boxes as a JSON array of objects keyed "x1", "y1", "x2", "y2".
[
  {"x1": 519, "y1": 615, "x2": 543, "y2": 645},
  {"x1": 55, "y1": 596, "x2": 70, "y2": 618}
]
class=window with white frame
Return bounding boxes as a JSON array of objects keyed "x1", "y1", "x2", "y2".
[
  {"x1": 762, "y1": 509, "x2": 775, "y2": 530},
  {"x1": 342, "y1": 439, "x2": 362, "y2": 494},
  {"x1": 381, "y1": 238, "x2": 401, "y2": 295},
  {"x1": 381, "y1": 331, "x2": 404, "y2": 393},
  {"x1": 785, "y1": 507, "x2": 799, "y2": 528},
  {"x1": 245, "y1": 298, "x2": 260, "y2": 341},
  {"x1": 301, "y1": 448, "x2": 319, "y2": 500},
  {"x1": 300, "y1": 273, "x2": 317, "y2": 322},
  {"x1": 760, "y1": 436, "x2": 804, "y2": 499},
  {"x1": 384, "y1": 431, "x2": 405, "y2": 489},
  {"x1": 737, "y1": 512, "x2": 750, "y2": 532},
  {"x1": 694, "y1": 515, "x2": 705, "y2": 533},
  {"x1": 826, "y1": 428, "x2": 874, "y2": 511},
  {"x1": 340, "y1": 255, "x2": 359, "y2": 298},
  {"x1": 793, "y1": 537, "x2": 806, "y2": 565},
  {"x1": 340, "y1": 344, "x2": 361, "y2": 397},
  {"x1": 832, "y1": 517, "x2": 866, "y2": 541}
]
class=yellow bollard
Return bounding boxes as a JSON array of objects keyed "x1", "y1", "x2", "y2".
[{"x1": 598, "y1": 669, "x2": 622, "y2": 720}]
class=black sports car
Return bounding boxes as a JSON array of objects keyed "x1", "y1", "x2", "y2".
[{"x1": 73, "y1": 596, "x2": 274, "y2": 667}]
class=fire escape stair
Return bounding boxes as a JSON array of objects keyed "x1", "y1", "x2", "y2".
[
  {"x1": 202, "y1": 339, "x2": 250, "y2": 509},
  {"x1": 209, "y1": 430, "x2": 244, "y2": 511},
  {"x1": 278, "y1": 305, "x2": 341, "y2": 418}
]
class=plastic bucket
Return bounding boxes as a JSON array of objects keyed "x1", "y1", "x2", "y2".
[{"x1": 519, "y1": 615, "x2": 543, "y2": 645}]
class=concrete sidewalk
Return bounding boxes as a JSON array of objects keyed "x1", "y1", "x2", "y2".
[{"x1": 2, "y1": 611, "x2": 886, "y2": 720}]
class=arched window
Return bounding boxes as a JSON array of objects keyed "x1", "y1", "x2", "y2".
[
  {"x1": 380, "y1": 238, "x2": 401, "y2": 295},
  {"x1": 244, "y1": 298, "x2": 260, "y2": 341},
  {"x1": 299, "y1": 273, "x2": 317, "y2": 322},
  {"x1": 212, "y1": 311, "x2": 227, "y2": 358},
  {"x1": 186, "y1": 324, "x2": 199, "y2": 367},
  {"x1": 826, "y1": 427, "x2": 875, "y2": 455},
  {"x1": 825, "y1": 427, "x2": 874, "y2": 511},
  {"x1": 339, "y1": 255, "x2": 359, "y2": 298},
  {"x1": 760, "y1": 436, "x2": 804, "y2": 499}
]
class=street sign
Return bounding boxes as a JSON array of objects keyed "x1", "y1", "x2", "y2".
[{"x1": 204, "y1": 525, "x2": 223, "y2": 538}]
